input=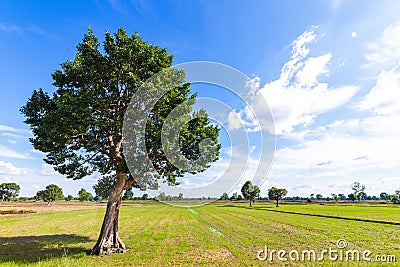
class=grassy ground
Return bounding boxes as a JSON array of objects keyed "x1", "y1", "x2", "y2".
[{"x1": 0, "y1": 202, "x2": 399, "y2": 266}]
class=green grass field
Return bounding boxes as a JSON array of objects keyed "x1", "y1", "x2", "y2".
[{"x1": 0, "y1": 202, "x2": 399, "y2": 266}]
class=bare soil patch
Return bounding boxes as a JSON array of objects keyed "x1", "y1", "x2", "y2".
[
  {"x1": 0, "y1": 201, "x2": 105, "y2": 214},
  {"x1": 0, "y1": 209, "x2": 36, "y2": 215}
]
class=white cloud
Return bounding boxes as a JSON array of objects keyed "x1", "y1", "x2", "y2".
[
  {"x1": 359, "y1": 62, "x2": 400, "y2": 115},
  {"x1": 0, "y1": 145, "x2": 31, "y2": 159},
  {"x1": 38, "y1": 163, "x2": 59, "y2": 176},
  {"x1": 365, "y1": 23, "x2": 400, "y2": 68},
  {"x1": 227, "y1": 111, "x2": 242, "y2": 131},
  {"x1": 0, "y1": 125, "x2": 19, "y2": 132},
  {"x1": 227, "y1": 106, "x2": 260, "y2": 133},
  {"x1": 254, "y1": 27, "x2": 360, "y2": 135},
  {"x1": 30, "y1": 149, "x2": 46, "y2": 155},
  {"x1": 0, "y1": 161, "x2": 22, "y2": 175},
  {"x1": 295, "y1": 53, "x2": 332, "y2": 87},
  {"x1": 0, "y1": 22, "x2": 21, "y2": 34},
  {"x1": 1, "y1": 132, "x2": 27, "y2": 139},
  {"x1": 0, "y1": 124, "x2": 31, "y2": 136}
]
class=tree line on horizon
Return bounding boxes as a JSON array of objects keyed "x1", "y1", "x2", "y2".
[
  {"x1": 220, "y1": 181, "x2": 400, "y2": 205},
  {"x1": 2, "y1": 181, "x2": 399, "y2": 206}
]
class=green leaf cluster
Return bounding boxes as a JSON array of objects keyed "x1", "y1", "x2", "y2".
[
  {"x1": 0, "y1": 182, "x2": 21, "y2": 201},
  {"x1": 35, "y1": 184, "x2": 64, "y2": 203}
]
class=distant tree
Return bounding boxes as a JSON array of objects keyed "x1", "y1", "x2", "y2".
[
  {"x1": 347, "y1": 193, "x2": 356, "y2": 202},
  {"x1": 352, "y1": 182, "x2": 365, "y2": 201},
  {"x1": 310, "y1": 194, "x2": 315, "y2": 200},
  {"x1": 331, "y1": 194, "x2": 339, "y2": 202},
  {"x1": 157, "y1": 192, "x2": 166, "y2": 201},
  {"x1": 316, "y1": 194, "x2": 323, "y2": 200},
  {"x1": 46, "y1": 184, "x2": 64, "y2": 202},
  {"x1": 237, "y1": 194, "x2": 243, "y2": 200},
  {"x1": 35, "y1": 190, "x2": 47, "y2": 202},
  {"x1": 392, "y1": 195, "x2": 399, "y2": 204},
  {"x1": 338, "y1": 194, "x2": 346, "y2": 201},
  {"x1": 122, "y1": 188, "x2": 134, "y2": 200},
  {"x1": 65, "y1": 195, "x2": 73, "y2": 201},
  {"x1": 241, "y1": 181, "x2": 260, "y2": 207},
  {"x1": 393, "y1": 189, "x2": 400, "y2": 204},
  {"x1": 0, "y1": 183, "x2": 21, "y2": 202},
  {"x1": 220, "y1": 192, "x2": 229, "y2": 200},
  {"x1": 380, "y1": 192, "x2": 388, "y2": 200},
  {"x1": 93, "y1": 175, "x2": 115, "y2": 200},
  {"x1": 141, "y1": 193, "x2": 149, "y2": 200},
  {"x1": 230, "y1": 192, "x2": 238, "y2": 200},
  {"x1": 78, "y1": 188, "x2": 93, "y2": 202},
  {"x1": 268, "y1": 187, "x2": 288, "y2": 207},
  {"x1": 178, "y1": 193, "x2": 183, "y2": 200},
  {"x1": 359, "y1": 192, "x2": 368, "y2": 201},
  {"x1": 35, "y1": 184, "x2": 63, "y2": 204}
]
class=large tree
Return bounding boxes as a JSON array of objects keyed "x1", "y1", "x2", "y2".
[
  {"x1": 267, "y1": 187, "x2": 287, "y2": 207},
  {"x1": 21, "y1": 28, "x2": 220, "y2": 255},
  {"x1": 241, "y1": 181, "x2": 260, "y2": 207},
  {"x1": 0, "y1": 182, "x2": 20, "y2": 202}
]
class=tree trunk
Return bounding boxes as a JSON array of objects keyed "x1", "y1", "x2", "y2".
[
  {"x1": 276, "y1": 199, "x2": 279, "y2": 207},
  {"x1": 249, "y1": 198, "x2": 252, "y2": 207},
  {"x1": 91, "y1": 172, "x2": 126, "y2": 255}
]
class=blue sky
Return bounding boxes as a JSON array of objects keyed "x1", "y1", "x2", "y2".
[{"x1": 1, "y1": 0, "x2": 400, "y2": 198}]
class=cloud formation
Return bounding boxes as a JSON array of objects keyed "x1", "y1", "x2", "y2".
[
  {"x1": 0, "y1": 161, "x2": 22, "y2": 175},
  {"x1": 268, "y1": 22, "x2": 400, "y2": 196},
  {"x1": 365, "y1": 23, "x2": 400, "y2": 68},
  {"x1": 257, "y1": 27, "x2": 359, "y2": 134}
]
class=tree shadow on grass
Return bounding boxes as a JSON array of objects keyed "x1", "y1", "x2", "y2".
[
  {"x1": 263, "y1": 208, "x2": 400, "y2": 226},
  {"x1": 214, "y1": 204, "x2": 400, "y2": 225},
  {"x1": 0, "y1": 234, "x2": 92, "y2": 264}
]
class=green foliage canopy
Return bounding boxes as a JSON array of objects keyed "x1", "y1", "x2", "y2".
[
  {"x1": 267, "y1": 187, "x2": 287, "y2": 207},
  {"x1": 0, "y1": 182, "x2": 21, "y2": 201},
  {"x1": 78, "y1": 188, "x2": 93, "y2": 201},
  {"x1": 93, "y1": 175, "x2": 115, "y2": 199},
  {"x1": 20, "y1": 27, "x2": 220, "y2": 190},
  {"x1": 241, "y1": 181, "x2": 260, "y2": 206},
  {"x1": 35, "y1": 184, "x2": 64, "y2": 203}
]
